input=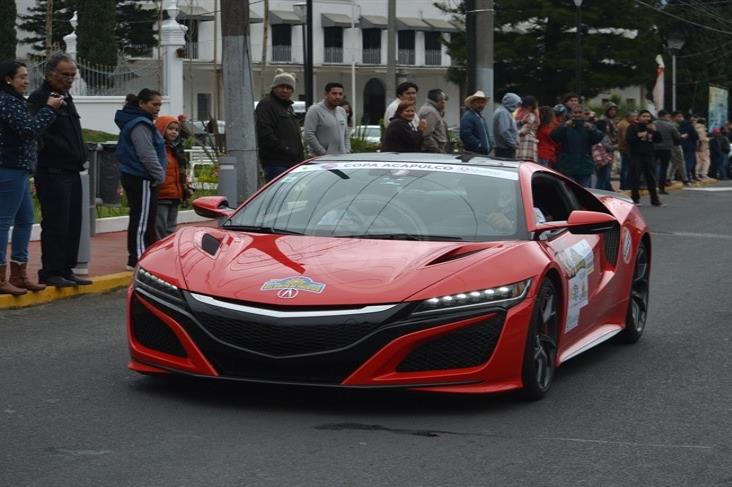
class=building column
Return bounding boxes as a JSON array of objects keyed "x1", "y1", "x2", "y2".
[{"x1": 160, "y1": 0, "x2": 187, "y2": 116}]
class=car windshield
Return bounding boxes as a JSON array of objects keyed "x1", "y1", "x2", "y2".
[{"x1": 225, "y1": 161, "x2": 527, "y2": 242}]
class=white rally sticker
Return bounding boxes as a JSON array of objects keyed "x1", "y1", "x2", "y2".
[
  {"x1": 293, "y1": 161, "x2": 519, "y2": 180},
  {"x1": 565, "y1": 267, "x2": 589, "y2": 332},
  {"x1": 622, "y1": 228, "x2": 633, "y2": 264},
  {"x1": 556, "y1": 239, "x2": 595, "y2": 277}
]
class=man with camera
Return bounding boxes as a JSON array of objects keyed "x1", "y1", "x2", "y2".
[
  {"x1": 627, "y1": 110, "x2": 663, "y2": 206},
  {"x1": 28, "y1": 53, "x2": 91, "y2": 287},
  {"x1": 550, "y1": 105, "x2": 605, "y2": 187}
]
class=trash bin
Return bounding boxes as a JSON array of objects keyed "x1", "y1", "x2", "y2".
[{"x1": 97, "y1": 142, "x2": 121, "y2": 205}]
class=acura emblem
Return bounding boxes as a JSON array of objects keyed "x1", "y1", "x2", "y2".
[{"x1": 277, "y1": 288, "x2": 299, "y2": 299}]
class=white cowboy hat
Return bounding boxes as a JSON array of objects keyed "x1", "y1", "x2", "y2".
[{"x1": 464, "y1": 90, "x2": 489, "y2": 107}]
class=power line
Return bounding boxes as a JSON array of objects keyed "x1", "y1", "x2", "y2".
[{"x1": 634, "y1": 0, "x2": 732, "y2": 35}]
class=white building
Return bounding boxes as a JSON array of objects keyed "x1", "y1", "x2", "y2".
[{"x1": 16, "y1": 0, "x2": 462, "y2": 127}]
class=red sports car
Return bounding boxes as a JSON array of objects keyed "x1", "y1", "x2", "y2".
[{"x1": 127, "y1": 153, "x2": 650, "y2": 399}]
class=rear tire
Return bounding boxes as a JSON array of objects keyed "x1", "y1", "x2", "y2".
[
  {"x1": 619, "y1": 242, "x2": 649, "y2": 344},
  {"x1": 521, "y1": 279, "x2": 559, "y2": 401}
]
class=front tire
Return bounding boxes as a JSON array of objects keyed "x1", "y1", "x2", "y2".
[
  {"x1": 619, "y1": 242, "x2": 649, "y2": 344},
  {"x1": 521, "y1": 279, "x2": 559, "y2": 401}
]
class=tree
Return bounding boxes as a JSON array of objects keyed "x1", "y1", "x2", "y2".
[
  {"x1": 17, "y1": 0, "x2": 76, "y2": 55},
  {"x1": 116, "y1": 1, "x2": 159, "y2": 58},
  {"x1": 0, "y1": 0, "x2": 17, "y2": 60},
  {"x1": 436, "y1": 0, "x2": 661, "y2": 105},
  {"x1": 76, "y1": 0, "x2": 117, "y2": 66},
  {"x1": 654, "y1": 0, "x2": 732, "y2": 116}
]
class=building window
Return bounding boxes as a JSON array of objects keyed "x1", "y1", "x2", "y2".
[
  {"x1": 424, "y1": 31, "x2": 442, "y2": 66},
  {"x1": 272, "y1": 24, "x2": 292, "y2": 62},
  {"x1": 397, "y1": 30, "x2": 415, "y2": 65},
  {"x1": 362, "y1": 28, "x2": 381, "y2": 64},
  {"x1": 197, "y1": 93, "x2": 212, "y2": 121},
  {"x1": 182, "y1": 19, "x2": 199, "y2": 59},
  {"x1": 324, "y1": 26, "x2": 343, "y2": 63}
]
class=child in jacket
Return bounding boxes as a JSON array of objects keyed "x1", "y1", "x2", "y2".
[{"x1": 154, "y1": 115, "x2": 192, "y2": 237}]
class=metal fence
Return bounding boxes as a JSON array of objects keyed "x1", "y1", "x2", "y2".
[{"x1": 27, "y1": 57, "x2": 163, "y2": 96}]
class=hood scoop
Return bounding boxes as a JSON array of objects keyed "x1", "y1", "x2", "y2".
[
  {"x1": 200, "y1": 233, "x2": 222, "y2": 256},
  {"x1": 425, "y1": 243, "x2": 498, "y2": 266}
]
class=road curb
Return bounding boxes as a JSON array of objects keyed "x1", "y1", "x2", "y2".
[
  {"x1": 0, "y1": 272, "x2": 132, "y2": 310},
  {"x1": 620, "y1": 177, "x2": 718, "y2": 198}
]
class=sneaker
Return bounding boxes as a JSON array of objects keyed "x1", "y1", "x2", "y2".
[{"x1": 125, "y1": 265, "x2": 135, "y2": 272}]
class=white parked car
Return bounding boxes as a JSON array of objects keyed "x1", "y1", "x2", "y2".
[{"x1": 353, "y1": 125, "x2": 382, "y2": 144}]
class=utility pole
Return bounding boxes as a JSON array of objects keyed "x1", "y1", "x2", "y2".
[
  {"x1": 45, "y1": 0, "x2": 54, "y2": 59},
  {"x1": 305, "y1": 0, "x2": 314, "y2": 107},
  {"x1": 220, "y1": 0, "x2": 258, "y2": 202},
  {"x1": 260, "y1": 0, "x2": 269, "y2": 98},
  {"x1": 386, "y1": 0, "x2": 396, "y2": 102},
  {"x1": 476, "y1": 0, "x2": 495, "y2": 122}
]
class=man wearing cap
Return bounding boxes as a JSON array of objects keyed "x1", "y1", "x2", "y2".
[
  {"x1": 255, "y1": 70, "x2": 304, "y2": 181},
  {"x1": 460, "y1": 90, "x2": 491, "y2": 155}
]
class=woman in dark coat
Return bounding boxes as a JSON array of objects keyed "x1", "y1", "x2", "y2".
[
  {"x1": 382, "y1": 101, "x2": 427, "y2": 152},
  {"x1": 0, "y1": 60, "x2": 63, "y2": 295}
]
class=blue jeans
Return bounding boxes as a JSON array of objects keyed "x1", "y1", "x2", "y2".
[
  {"x1": 620, "y1": 151, "x2": 631, "y2": 189},
  {"x1": 571, "y1": 175, "x2": 592, "y2": 188},
  {"x1": 684, "y1": 151, "x2": 697, "y2": 180},
  {"x1": 0, "y1": 168, "x2": 34, "y2": 264},
  {"x1": 595, "y1": 164, "x2": 613, "y2": 190}
]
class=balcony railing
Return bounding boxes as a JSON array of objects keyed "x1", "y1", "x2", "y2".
[
  {"x1": 362, "y1": 48, "x2": 381, "y2": 64},
  {"x1": 398, "y1": 49, "x2": 415, "y2": 65},
  {"x1": 184, "y1": 42, "x2": 199, "y2": 59},
  {"x1": 425, "y1": 49, "x2": 442, "y2": 66},
  {"x1": 272, "y1": 45, "x2": 292, "y2": 63},
  {"x1": 324, "y1": 46, "x2": 343, "y2": 63}
]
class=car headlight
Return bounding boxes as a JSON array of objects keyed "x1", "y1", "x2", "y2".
[
  {"x1": 413, "y1": 279, "x2": 532, "y2": 315},
  {"x1": 134, "y1": 267, "x2": 184, "y2": 302}
]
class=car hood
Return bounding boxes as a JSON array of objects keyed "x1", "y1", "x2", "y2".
[{"x1": 173, "y1": 226, "x2": 521, "y2": 306}]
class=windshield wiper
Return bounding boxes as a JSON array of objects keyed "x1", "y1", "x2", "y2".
[
  {"x1": 222, "y1": 224, "x2": 304, "y2": 235},
  {"x1": 344, "y1": 233, "x2": 464, "y2": 241}
]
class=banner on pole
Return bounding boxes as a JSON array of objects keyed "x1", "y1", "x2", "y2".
[
  {"x1": 708, "y1": 85, "x2": 728, "y2": 131},
  {"x1": 652, "y1": 55, "x2": 665, "y2": 114}
]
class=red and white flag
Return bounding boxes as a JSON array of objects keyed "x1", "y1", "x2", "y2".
[{"x1": 652, "y1": 55, "x2": 665, "y2": 114}]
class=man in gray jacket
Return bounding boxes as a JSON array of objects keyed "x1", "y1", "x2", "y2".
[
  {"x1": 418, "y1": 89, "x2": 449, "y2": 153},
  {"x1": 492, "y1": 93, "x2": 522, "y2": 158},
  {"x1": 304, "y1": 82, "x2": 351, "y2": 156},
  {"x1": 654, "y1": 109, "x2": 683, "y2": 193}
]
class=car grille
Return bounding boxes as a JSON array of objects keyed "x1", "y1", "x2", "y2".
[
  {"x1": 396, "y1": 314, "x2": 504, "y2": 372},
  {"x1": 131, "y1": 295, "x2": 187, "y2": 357},
  {"x1": 194, "y1": 311, "x2": 384, "y2": 357}
]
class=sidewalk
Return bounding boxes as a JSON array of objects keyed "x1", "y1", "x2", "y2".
[
  {"x1": 1, "y1": 219, "x2": 215, "y2": 310},
  {"x1": 1, "y1": 177, "x2": 719, "y2": 310}
]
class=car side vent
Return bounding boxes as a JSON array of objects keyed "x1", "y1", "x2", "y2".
[
  {"x1": 201, "y1": 233, "x2": 222, "y2": 256},
  {"x1": 603, "y1": 226, "x2": 620, "y2": 266}
]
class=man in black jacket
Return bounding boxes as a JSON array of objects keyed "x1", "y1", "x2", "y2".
[
  {"x1": 255, "y1": 70, "x2": 304, "y2": 182},
  {"x1": 28, "y1": 53, "x2": 91, "y2": 287},
  {"x1": 627, "y1": 110, "x2": 663, "y2": 206}
]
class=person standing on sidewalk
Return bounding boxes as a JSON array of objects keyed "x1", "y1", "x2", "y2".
[
  {"x1": 154, "y1": 115, "x2": 192, "y2": 238},
  {"x1": 383, "y1": 82, "x2": 419, "y2": 130},
  {"x1": 550, "y1": 105, "x2": 605, "y2": 187},
  {"x1": 492, "y1": 93, "x2": 522, "y2": 158},
  {"x1": 694, "y1": 118, "x2": 710, "y2": 179},
  {"x1": 653, "y1": 110, "x2": 682, "y2": 195},
  {"x1": 382, "y1": 102, "x2": 428, "y2": 152},
  {"x1": 516, "y1": 95, "x2": 539, "y2": 162},
  {"x1": 27, "y1": 53, "x2": 91, "y2": 287},
  {"x1": 626, "y1": 110, "x2": 662, "y2": 206},
  {"x1": 460, "y1": 90, "x2": 491, "y2": 155},
  {"x1": 303, "y1": 82, "x2": 351, "y2": 157},
  {"x1": 0, "y1": 60, "x2": 63, "y2": 295},
  {"x1": 114, "y1": 89, "x2": 166, "y2": 270},
  {"x1": 537, "y1": 106, "x2": 560, "y2": 167},
  {"x1": 418, "y1": 89, "x2": 449, "y2": 153},
  {"x1": 255, "y1": 70, "x2": 304, "y2": 181},
  {"x1": 616, "y1": 110, "x2": 637, "y2": 190}
]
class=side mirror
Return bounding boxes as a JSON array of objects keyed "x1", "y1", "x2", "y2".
[
  {"x1": 534, "y1": 210, "x2": 618, "y2": 237},
  {"x1": 192, "y1": 196, "x2": 233, "y2": 219}
]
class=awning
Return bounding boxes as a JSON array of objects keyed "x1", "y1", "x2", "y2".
[
  {"x1": 360, "y1": 15, "x2": 387, "y2": 29},
  {"x1": 321, "y1": 13, "x2": 353, "y2": 28},
  {"x1": 249, "y1": 9, "x2": 263, "y2": 24},
  {"x1": 270, "y1": 10, "x2": 302, "y2": 25},
  {"x1": 397, "y1": 17, "x2": 430, "y2": 31},
  {"x1": 178, "y1": 5, "x2": 215, "y2": 21},
  {"x1": 423, "y1": 18, "x2": 459, "y2": 33}
]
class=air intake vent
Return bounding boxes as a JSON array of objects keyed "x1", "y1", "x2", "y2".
[
  {"x1": 131, "y1": 295, "x2": 187, "y2": 357},
  {"x1": 201, "y1": 233, "x2": 222, "y2": 256}
]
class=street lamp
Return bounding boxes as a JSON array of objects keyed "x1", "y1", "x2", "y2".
[
  {"x1": 666, "y1": 33, "x2": 685, "y2": 111},
  {"x1": 574, "y1": 0, "x2": 583, "y2": 97},
  {"x1": 293, "y1": 1, "x2": 313, "y2": 107}
]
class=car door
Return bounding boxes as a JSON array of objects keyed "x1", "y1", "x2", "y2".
[{"x1": 530, "y1": 173, "x2": 604, "y2": 343}]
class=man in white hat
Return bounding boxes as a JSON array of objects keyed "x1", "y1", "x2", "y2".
[
  {"x1": 255, "y1": 69, "x2": 304, "y2": 181},
  {"x1": 460, "y1": 90, "x2": 491, "y2": 155}
]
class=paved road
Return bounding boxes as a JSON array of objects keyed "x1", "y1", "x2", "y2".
[{"x1": 2, "y1": 183, "x2": 732, "y2": 487}]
